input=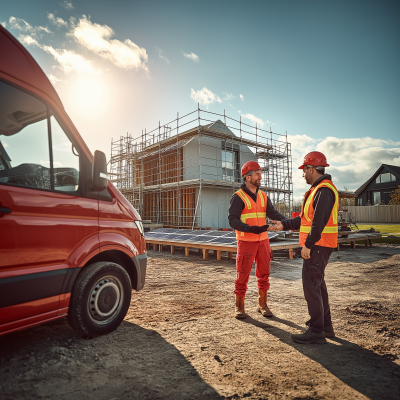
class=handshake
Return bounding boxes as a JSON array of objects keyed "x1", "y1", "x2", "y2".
[{"x1": 248, "y1": 221, "x2": 284, "y2": 234}]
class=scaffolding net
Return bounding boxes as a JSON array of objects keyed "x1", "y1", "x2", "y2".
[{"x1": 110, "y1": 106, "x2": 292, "y2": 229}]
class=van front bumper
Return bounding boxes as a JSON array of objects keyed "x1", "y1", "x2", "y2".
[{"x1": 132, "y1": 253, "x2": 147, "y2": 291}]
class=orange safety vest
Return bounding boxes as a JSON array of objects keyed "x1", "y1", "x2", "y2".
[
  {"x1": 235, "y1": 188, "x2": 269, "y2": 242},
  {"x1": 299, "y1": 179, "x2": 339, "y2": 248}
]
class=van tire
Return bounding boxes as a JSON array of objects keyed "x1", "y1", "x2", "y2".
[{"x1": 68, "y1": 261, "x2": 131, "y2": 336}]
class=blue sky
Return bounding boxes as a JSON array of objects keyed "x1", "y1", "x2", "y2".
[{"x1": 1, "y1": 0, "x2": 399, "y2": 198}]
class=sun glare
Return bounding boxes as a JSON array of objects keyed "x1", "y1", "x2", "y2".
[{"x1": 71, "y1": 76, "x2": 110, "y2": 116}]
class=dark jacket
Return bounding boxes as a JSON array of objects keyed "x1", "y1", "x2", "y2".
[
  {"x1": 228, "y1": 183, "x2": 287, "y2": 232},
  {"x1": 281, "y1": 174, "x2": 335, "y2": 249}
]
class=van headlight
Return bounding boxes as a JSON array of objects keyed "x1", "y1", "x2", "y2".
[{"x1": 134, "y1": 220, "x2": 144, "y2": 237}]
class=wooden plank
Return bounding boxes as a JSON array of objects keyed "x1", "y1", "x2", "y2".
[
  {"x1": 203, "y1": 249, "x2": 209, "y2": 260},
  {"x1": 171, "y1": 245, "x2": 175, "y2": 254},
  {"x1": 185, "y1": 247, "x2": 189, "y2": 256},
  {"x1": 228, "y1": 252, "x2": 233, "y2": 260},
  {"x1": 153, "y1": 243, "x2": 157, "y2": 251},
  {"x1": 351, "y1": 241, "x2": 355, "y2": 249},
  {"x1": 216, "y1": 250, "x2": 221, "y2": 261},
  {"x1": 159, "y1": 244, "x2": 163, "y2": 252},
  {"x1": 289, "y1": 248, "x2": 294, "y2": 260}
]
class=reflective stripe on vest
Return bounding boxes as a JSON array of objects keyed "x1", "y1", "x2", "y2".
[
  {"x1": 240, "y1": 212, "x2": 267, "y2": 222},
  {"x1": 300, "y1": 225, "x2": 339, "y2": 234},
  {"x1": 303, "y1": 182, "x2": 339, "y2": 223},
  {"x1": 236, "y1": 189, "x2": 252, "y2": 209},
  {"x1": 258, "y1": 190, "x2": 265, "y2": 207},
  {"x1": 299, "y1": 179, "x2": 339, "y2": 248},
  {"x1": 234, "y1": 189, "x2": 268, "y2": 241}
]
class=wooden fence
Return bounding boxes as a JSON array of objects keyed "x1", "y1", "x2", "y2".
[{"x1": 347, "y1": 205, "x2": 400, "y2": 223}]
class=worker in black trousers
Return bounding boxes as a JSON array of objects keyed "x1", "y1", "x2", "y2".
[{"x1": 270, "y1": 151, "x2": 339, "y2": 344}]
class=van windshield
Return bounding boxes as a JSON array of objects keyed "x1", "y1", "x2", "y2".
[{"x1": 0, "y1": 80, "x2": 79, "y2": 192}]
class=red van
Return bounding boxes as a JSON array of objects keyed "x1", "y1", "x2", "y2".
[{"x1": 0, "y1": 26, "x2": 147, "y2": 337}]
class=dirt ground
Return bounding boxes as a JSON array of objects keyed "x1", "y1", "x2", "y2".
[{"x1": 1, "y1": 243, "x2": 400, "y2": 400}]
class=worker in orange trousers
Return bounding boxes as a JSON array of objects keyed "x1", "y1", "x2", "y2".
[{"x1": 228, "y1": 161, "x2": 287, "y2": 319}]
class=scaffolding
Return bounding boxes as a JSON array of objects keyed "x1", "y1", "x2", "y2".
[{"x1": 110, "y1": 106, "x2": 292, "y2": 229}]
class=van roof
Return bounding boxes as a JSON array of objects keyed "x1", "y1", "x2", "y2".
[{"x1": 0, "y1": 25, "x2": 64, "y2": 110}]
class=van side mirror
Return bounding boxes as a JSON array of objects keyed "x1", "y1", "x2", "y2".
[{"x1": 92, "y1": 150, "x2": 108, "y2": 191}]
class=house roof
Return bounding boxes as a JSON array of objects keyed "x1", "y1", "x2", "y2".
[
  {"x1": 355, "y1": 164, "x2": 400, "y2": 196},
  {"x1": 137, "y1": 137, "x2": 195, "y2": 160},
  {"x1": 203, "y1": 120, "x2": 235, "y2": 136}
]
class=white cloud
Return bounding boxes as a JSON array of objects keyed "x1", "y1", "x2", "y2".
[
  {"x1": 47, "y1": 13, "x2": 68, "y2": 28},
  {"x1": 183, "y1": 52, "x2": 199, "y2": 62},
  {"x1": 61, "y1": 1, "x2": 74, "y2": 10},
  {"x1": 18, "y1": 34, "x2": 40, "y2": 47},
  {"x1": 43, "y1": 45, "x2": 102, "y2": 75},
  {"x1": 2, "y1": 142, "x2": 9, "y2": 148},
  {"x1": 69, "y1": 16, "x2": 148, "y2": 71},
  {"x1": 190, "y1": 87, "x2": 221, "y2": 107},
  {"x1": 156, "y1": 46, "x2": 169, "y2": 64},
  {"x1": 17, "y1": 32, "x2": 101, "y2": 76},
  {"x1": 223, "y1": 92, "x2": 235, "y2": 101},
  {"x1": 9, "y1": 16, "x2": 51, "y2": 36},
  {"x1": 47, "y1": 74, "x2": 66, "y2": 85},
  {"x1": 1, "y1": 21, "x2": 6, "y2": 28},
  {"x1": 9, "y1": 16, "x2": 33, "y2": 32},
  {"x1": 241, "y1": 113, "x2": 264, "y2": 128},
  {"x1": 37, "y1": 26, "x2": 52, "y2": 34},
  {"x1": 240, "y1": 94, "x2": 244, "y2": 101},
  {"x1": 287, "y1": 134, "x2": 400, "y2": 196}
]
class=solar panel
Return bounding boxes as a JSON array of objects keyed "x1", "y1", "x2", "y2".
[
  {"x1": 198, "y1": 231, "x2": 232, "y2": 237},
  {"x1": 169, "y1": 234, "x2": 200, "y2": 241},
  {"x1": 145, "y1": 228, "x2": 280, "y2": 243},
  {"x1": 144, "y1": 232, "x2": 171, "y2": 239},
  {"x1": 208, "y1": 237, "x2": 237, "y2": 244},
  {"x1": 152, "y1": 228, "x2": 180, "y2": 233}
]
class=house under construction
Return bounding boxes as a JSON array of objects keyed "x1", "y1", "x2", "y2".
[{"x1": 110, "y1": 107, "x2": 292, "y2": 229}]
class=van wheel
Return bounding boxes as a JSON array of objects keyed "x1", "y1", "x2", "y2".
[{"x1": 68, "y1": 262, "x2": 131, "y2": 336}]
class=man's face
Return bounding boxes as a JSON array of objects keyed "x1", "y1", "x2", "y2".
[
  {"x1": 247, "y1": 169, "x2": 262, "y2": 187},
  {"x1": 303, "y1": 166, "x2": 312, "y2": 185}
]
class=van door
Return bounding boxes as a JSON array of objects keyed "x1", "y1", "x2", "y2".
[{"x1": 0, "y1": 80, "x2": 99, "y2": 329}]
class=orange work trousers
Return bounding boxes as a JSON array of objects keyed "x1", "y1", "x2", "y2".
[{"x1": 234, "y1": 239, "x2": 272, "y2": 296}]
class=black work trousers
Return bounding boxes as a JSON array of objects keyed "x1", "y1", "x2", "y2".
[{"x1": 302, "y1": 245, "x2": 334, "y2": 333}]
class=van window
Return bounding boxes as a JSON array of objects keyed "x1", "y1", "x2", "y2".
[
  {"x1": 0, "y1": 80, "x2": 51, "y2": 189},
  {"x1": 50, "y1": 113, "x2": 80, "y2": 192}
]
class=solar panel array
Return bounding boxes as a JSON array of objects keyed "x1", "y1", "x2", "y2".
[{"x1": 145, "y1": 228, "x2": 280, "y2": 245}]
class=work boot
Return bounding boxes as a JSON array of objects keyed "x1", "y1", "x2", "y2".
[
  {"x1": 235, "y1": 295, "x2": 246, "y2": 319},
  {"x1": 292, "y1": 327, "x2": 327, "y2": 344},
  {"x1": 324, "y1": 325, "x2": 335, "y2": 338},
  {"x1": 256, "y1": 289, "x2": 273, "y2": 318},
  {"x1": 306, "y1": 320, "x2": 335, "y2": 338}
]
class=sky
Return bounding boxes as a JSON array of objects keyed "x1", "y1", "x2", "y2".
[{"x1": 1, "y1": 0, "x2": 399, "y2": 199}]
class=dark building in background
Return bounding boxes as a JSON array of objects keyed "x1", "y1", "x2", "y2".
[{"x1": 355, "y1": 164, "x2": 400, "y2": 205}]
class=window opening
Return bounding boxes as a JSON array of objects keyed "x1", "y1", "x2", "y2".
[
  {"x1": 0, "y1": 80, "x2": 50, "y2": 190},
  {"x1": 50, "y1": 112, "x2": 80, "y2": 192}
]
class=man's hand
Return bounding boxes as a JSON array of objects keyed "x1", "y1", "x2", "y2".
[
  {"x1": 301, "y1": 246, "x2": 311, "y2": 259},
  {"x1": 268, "y1": 221, "x2": 283, "y2": 231},
  {"x1": 249, "y1": 225, "x2": 269, "y2": 234}
]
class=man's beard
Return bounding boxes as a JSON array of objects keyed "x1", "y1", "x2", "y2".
[
  {"x1": 305, "y1": 176, "x2": 311, "y2": 185},
  {"x1": 251, "y1": 178, "x2": 261, "y2": 187}
]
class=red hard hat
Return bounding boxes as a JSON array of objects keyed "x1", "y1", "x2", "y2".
[
  {"x1": 241, "y1": 161, "x2": 261, "y2": 177},
  {"x1": 298, "y1": 151, "x2": 329, "y2": 169}
]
